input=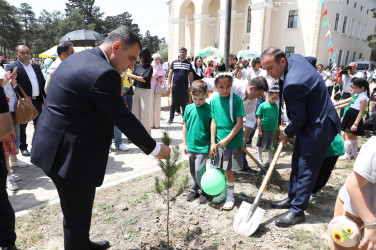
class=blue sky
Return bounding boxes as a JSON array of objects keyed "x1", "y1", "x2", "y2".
[{"x1": 7, "y1": 0, "x2": 169, "y2": 39}]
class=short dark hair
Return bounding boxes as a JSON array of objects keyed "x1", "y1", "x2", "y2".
[
  {"x1": 139, "y1": 47, "x2": 153, "y2": 65},
  {"x1": 180, "y1": 47, "x2": 187, "y2": 52},
  {"x1": 260, "y1": 47, "x2": 286, "y2": 63},
  {"x1": 57, "y1": 41, "x2": 73, "y2": 56},
  {"x1": 105, "y1": 26, "x2": 141, "y2": 50},
  {"x1": 249, "y1": 76, "x2": 269, "y2": 92},
  {"x1": 215, "y1": 74, "x2": 233, "y2": 86},
  {"x1": 251, "y1": 57, "x2": 261, "y2": 68},
  {"x1": 191, "y1": 80, "x2": 208, "y2": 96}
]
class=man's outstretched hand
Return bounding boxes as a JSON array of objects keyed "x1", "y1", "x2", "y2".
[{"x1": 156, "y1": 144, "x2": 171, "y2": 159}]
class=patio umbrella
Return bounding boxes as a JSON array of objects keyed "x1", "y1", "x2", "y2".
[
  {"x1": 59, "y1": 29, "x2": 105, "y2": 47},
  {"x1": 196, "y1": 46, "x2": 222, "y2": 64},
  {"x1": 237, "y1": 50, "x2": 261, "y2": 60},
  {"x1": 38, "y1": 46, "x2": 93, "y2": 58}
]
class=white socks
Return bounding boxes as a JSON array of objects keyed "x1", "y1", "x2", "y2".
[
  {"x1": 350, "y1": 140, "x2": 358, "y2": 158},
  {"x1": 344, "y1": 140, "x2": 352, "y2": 157},
  {"x1": 7, "y1": 175, "x2": 13, "y2": 181},
  {"x1": 257, "y1": 147, "x2": 263, "y2": 164},
  {"x1": 268, "y1": 149, "x2": 272, "y2": 163},
  {"x1": 226, "y1": 182, "x2": 234, "y2": 201}
]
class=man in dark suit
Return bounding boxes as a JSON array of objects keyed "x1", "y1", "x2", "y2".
[
  {"x1": 261, "y1": 48, "x2": 341, "y2": 226},
  {"x1": 30, "y1": 26, "x2": 171, "y2": 249},
  {"x1": 6, "y1": 45, "x2": 46, "y2": 157}
]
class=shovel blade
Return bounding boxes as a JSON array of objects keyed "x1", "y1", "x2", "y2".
[{"x1": 233, "y1": 201, "x2": 265, "y2": 236}]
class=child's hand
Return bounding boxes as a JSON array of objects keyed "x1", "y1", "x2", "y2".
[
  {"x1": 216, "y1": 139, "x2": 229, "y2": 148},
  {"x1": 359, "y1": 226, "x2": 376, "y2": 250},
  {"x1": 258, "y1": 130, "x2": 263, "y2": 138},
  {"x1": 351, "y1": 124, "x2": 358, "y2": 131},
  {"x1": 210, "y1": 143, "x2": 217, "y2": 156},
  {"x1": 10, "y1": 128, "x2": 16, "y2": 140},
  {"x1": 183, "y1": 144, "x2": 188, "y2": 155}
]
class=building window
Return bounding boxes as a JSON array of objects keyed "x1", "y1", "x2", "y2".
[
  {"x1": 334, "y1": 13, "x2": 340, "y2": 31},
  {"x1": 338, "y1": 50, "x2": 343, "y2": 66},
  {"x1": 359, "y1": 53, "x2": 362, "y2": 60},
  {"x1": 352, "y1": 52, "x2": 356, "y2": 62},
  {"x1": 285, "y1": 46, "x2": 295, "y2": 59},
  {"x1": 354, "y1": 2, "x2": 356, "y2": 8},
  {"x1": 345, "y1": 51, "x2": 350, "y2": 65},
  {"x1": 342, "y1": 16, "x2": 347, "y2": 34},
  {"x1": 367, "y1": 9, "x2": 369, "y2": 14},
  {"x1": 347, "y1": 0, "x2": 349, "y2": 4},
  {"x1": 361, "y1": 5, "x2": 363, "y2": 11},
  {"x1": 287, "y1": 10, "x2": 298, "y2": 28},
  {"x1": 246, "y1": 6, "x2": 251, "y2": 33}
]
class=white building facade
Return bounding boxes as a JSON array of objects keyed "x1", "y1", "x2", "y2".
[{"x1": 167, "y1": 0, "x2": 376, "y2": 66}]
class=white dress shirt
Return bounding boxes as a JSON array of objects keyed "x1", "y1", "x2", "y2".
[{"x1": 20, "y1": 61, "x2": 40, "y2": 97}]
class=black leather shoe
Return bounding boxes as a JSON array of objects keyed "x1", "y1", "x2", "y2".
[
  {"x1": 89, "y1": 240, "x2": 110, "y2": 250},
  {"x1": 2, "y1": 245, "x2": 18, "y2": 250},
  {"x1": 270, "y1": 197, "x2": 291, "y2": 209},
  {"x1": 20, "y1": 149, "x2": 30, "y2": 157},
  {"x1": 276, "y1": 212, "x2": 305, "y2": 227}
]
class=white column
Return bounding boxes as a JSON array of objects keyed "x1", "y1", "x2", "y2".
[
  {"x1": 218, "y1": 9, "x2": 227, "y2": 57},
  {"x1": 249, "y1": 1, "x2": 270, "y2": 52},
  {"x1": 194, "y1": 14, "x2": 209, "y2": 55},
  {"x1": 170, "y1": 18, "x2": 185, "y2": 61}
]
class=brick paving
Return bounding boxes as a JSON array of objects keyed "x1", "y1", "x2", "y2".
[{"x1": 8, "y1": 98, "x2": 190, "y2": 215}]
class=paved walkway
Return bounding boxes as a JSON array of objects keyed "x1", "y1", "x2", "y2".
[{"x1": 8, "y1": 98, "x2": 190, "y2": 215}]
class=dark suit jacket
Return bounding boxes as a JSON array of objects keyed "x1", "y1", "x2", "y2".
[
  {"x1": 30, "y1": 47, "x2": 156, "y2": 187},
  {"x1": 5, "y1": 60, "x2": 46, "y2": 100},
  {"x1": 282, "y1": 54, "x2": 341, "y2": 156}
]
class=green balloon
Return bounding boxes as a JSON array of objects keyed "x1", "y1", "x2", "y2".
[{"x1": 201, "y1": 169, "x2": 226, "y2": 196}]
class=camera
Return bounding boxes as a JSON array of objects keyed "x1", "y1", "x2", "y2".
[{"x1": 339, "y1": 66, "x2": 352, "y2": 75}]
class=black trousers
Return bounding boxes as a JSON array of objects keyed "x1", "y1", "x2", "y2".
[
  {"x1": 327, "y1": 86, "x2": 334, "y2": 97},
  {"x1": 19, "y1": 96, "x2": 43, "y2": 150},
  {"x1": 364, "y1": 112, "x2": 376, "y2": 135},
  {"x1": 312, "y1": 155, "x2": 340, "y2": 193},
  {"x1": 169, "y1": 87, "x2": 188, "y2": 120},
  {"x1": 47, "y1": 172, "x2": 96, "y2": 250},
  {"x1": 0, "y1": 145, "x2": 16, "y2": 248}
]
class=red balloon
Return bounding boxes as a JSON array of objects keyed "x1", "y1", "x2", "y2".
[{"x1": 210, "y1": 52, "x2": 213, "y2": 56}]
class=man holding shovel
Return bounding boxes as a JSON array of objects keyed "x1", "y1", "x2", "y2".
[{"x1": 260, "y1": 48, "x2": 341, "y2": 226}]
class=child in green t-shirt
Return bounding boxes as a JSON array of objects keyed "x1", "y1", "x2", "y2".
[
  {"x1": 183, "y1": 80, "x2": 212, "y2": 204},
  {"x1": 256, "y1": 87, "x2": 279, "y2": 166},
  {"x1": 210, "y1": 74, "x2": 246, "y2": 210}
]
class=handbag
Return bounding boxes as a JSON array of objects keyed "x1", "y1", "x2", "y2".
[
  {"x1": 13, "y1": 84, "x2": 39, "y2": 124},
  {"x1": 155, "y1": 82, "x2": 168, "y2": 94},
  {"x1": 123, "y1": 86, "x2": 134, "y2": 96}
]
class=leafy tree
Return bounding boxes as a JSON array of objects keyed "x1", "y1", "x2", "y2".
[
  {"x1": 101, "y1": 11, "x2": 140, "y2": 35},
  {"x1": 0, "y1": 0, "x2": 21, "y2": 57},
  {"x1": 31, "y1": 10, "x2": 64, "y2": 54},
  {"x1": 58, "y1": 9, "x2": 95, "y2": 41},
  {"x1": 141, "y1": 30, "x2": 161, "y2": 54},
  {"x1": 65, "y1": 0, "x2": 103, "y2": 26},
  {"x1": 18, "y1": 3, "x2": 36, "y2": 47},
  {"x1": 157, "y1": 41, "x2": 168, "y2": 63}
]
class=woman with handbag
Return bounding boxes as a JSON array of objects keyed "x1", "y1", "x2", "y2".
[
  {"x1": 126, "y1": 48, "x2": 153, "y2": 135},
  {"x1": 150, "y1": 53, "x2": 166, "y2": 129}
]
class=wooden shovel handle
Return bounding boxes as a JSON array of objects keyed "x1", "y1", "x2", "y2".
[{"x1": 258, "y1": 142, "x2": 283, "y2": 194}]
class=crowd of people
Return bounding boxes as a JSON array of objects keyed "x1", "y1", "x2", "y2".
[{"x1": 0, "y1": 25, "x2": 375, "y2": 249}]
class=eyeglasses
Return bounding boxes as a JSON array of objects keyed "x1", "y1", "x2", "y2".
[{"x1": 19, "y1": 51, "x2": 30, "y2": 55}]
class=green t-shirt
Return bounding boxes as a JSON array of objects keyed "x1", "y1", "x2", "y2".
[
  {"x1": 256, "y1": 101, "x2": 279, "y2": 131},
  {"x1": 210, "y1": 93, "x2": 245, "y2": 148},
  {"x1": 183, "y1": 103, "x2": 211, "y2": 153},
  {"x1": 325, "y1": 133, "x2": 346, "y2": 157}
]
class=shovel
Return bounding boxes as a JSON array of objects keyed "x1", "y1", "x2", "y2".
[
  {"x1": 243, "y1": 148, "x2": 282, "y2": 182},
  {"x1": 233, "y1": 142, "x2": 283, "y2": 236}
]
